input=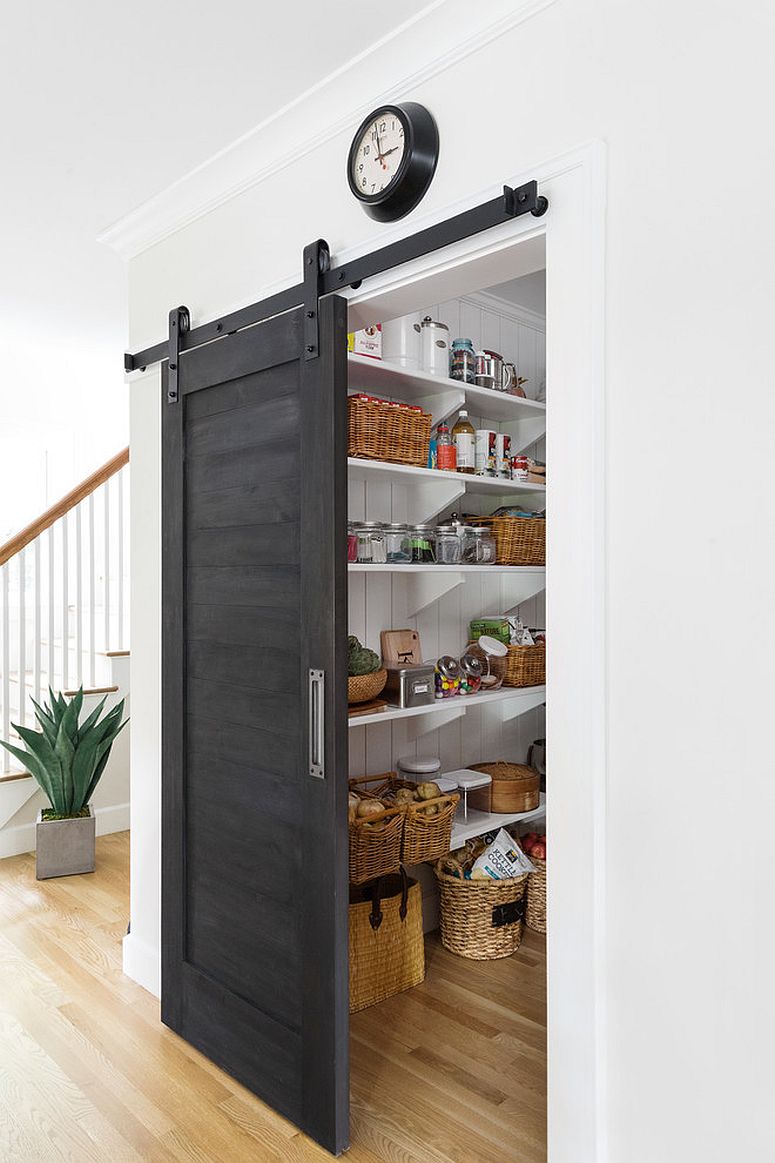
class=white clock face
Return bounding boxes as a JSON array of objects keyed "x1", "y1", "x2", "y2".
[{"x1": 351, "y1": 112, "x2": 406, "y2": 199}]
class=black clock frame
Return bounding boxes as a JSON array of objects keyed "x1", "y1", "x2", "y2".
[{"x1": 347, "y1": 102, "x2": 439, "y2": 223}]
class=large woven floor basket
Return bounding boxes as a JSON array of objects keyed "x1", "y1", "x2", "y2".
[
  {"x1": 349, "y1": 871, "x2": 425, "y2": 1013},
  {"x1": 348, "y1": 395, "x2": 432, "y2": 467},
  {"x1": 476, "y1": 515, "x2": 545, "y2": 565},
  {"x1": 435, "y1": 862, "x2": 528, "y2": 960},
  {"x1": 526, "y1": 856, "x2": 547, "y2": 933}
]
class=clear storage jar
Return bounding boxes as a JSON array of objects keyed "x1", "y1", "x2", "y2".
[
  {"x1": 384, "y1": 523, "x2": 411, "y2": 564},
  {"x1": 408, "y1": 525, "x2": 436, "y2": 564},
  {"x1": 462, "y1": 526, "x2": 497, "y2": 565},
  {"x1": 435, "y1": 524, "x2": 463, "y2": 565},
  {"x1": 449, "y1": 338, "x2": 477, "y2": 384},
  {"x1": 355, "y1": 522, "x2": 387, "y2": 564}
]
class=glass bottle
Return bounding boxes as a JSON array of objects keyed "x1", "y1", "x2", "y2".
[
  {"x1": 452, "y1": 409, "x2": 476, "y2": 474},
  {"x1": 436, "y1": 422, "x2": 457, "y2": 472}
]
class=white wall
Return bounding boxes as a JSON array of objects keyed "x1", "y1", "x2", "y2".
[{"x1": 110, "y1": 2, "x2": 775, "y2": 1159}]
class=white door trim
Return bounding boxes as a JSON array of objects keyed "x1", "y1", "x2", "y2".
[{"x1": 347, "y1": 140, "x2": 608, "y2": 1163}]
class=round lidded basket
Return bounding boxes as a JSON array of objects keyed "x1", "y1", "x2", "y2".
[
  {"x1": 468, "y1": 761, "x2": 540, "y2": 814},
  {"x1": 526, "y1": 855, "x2": 547, "y2": 933},
  {"x1": 434, "y1": 861, "x2": 528, "y2": 960},
  {"x1": 348, "y1": 668, "x2": 388, "y2": 704}
]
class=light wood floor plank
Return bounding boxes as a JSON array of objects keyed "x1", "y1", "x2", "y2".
[{"x1": 0, "y1": 832, "x2": 546, "y2": 1161}]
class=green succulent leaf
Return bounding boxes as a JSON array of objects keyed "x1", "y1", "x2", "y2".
[{"x1": 78, "y1": 693, "x2": 109, "y2": 738}]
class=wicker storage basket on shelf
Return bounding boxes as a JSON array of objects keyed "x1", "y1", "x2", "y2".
[
  {"x1": 350, "y1": 773, "x2": 459, "y2": 866},
  {"x1": 349, "y1": 869, "x2": 425, "y2": 1012},
  {"x1": 348, "y1": 778, "x2": 405, "y2": 885},
  {"x1": 474, "y1": 515, "x2": 545, "y2": 565},
  {"x1": 503, "y1": 643, "x2": 545, "y2": 687},
  {"x1": 348, "y1": 669, "x2": 388, "y2": 705},
  {"x1": 434, "y1": 861, "x2": 528, "y2": 960},
  {"x1": 348, "y1": 396, "x2": 432, "y2": 467},
  {"x1": 466, "y1": 761, "x2": 540, "y2": 814},
  {"x1": 526, "y1": 855, "x2": 547, "y2": 933}
]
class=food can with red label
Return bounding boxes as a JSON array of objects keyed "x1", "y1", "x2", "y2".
[
  {"x1": 495, "y1": 433, "x2": 512, "y2": 477},
  {"x1": 511, "y1": 454, "x2": 529, "y2": 481}
]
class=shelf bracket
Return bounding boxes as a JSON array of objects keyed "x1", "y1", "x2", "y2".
[
  {"x1": 500, "y1": 687, "x2": 547, "y2": 722},
  {"x1": 408, "y1": 478, "x2": 465, "y2": 525},
  {"x1": 413, "y1": 387, "x2": 465, "y2": 428},
  {"x1": 405, "y1": 703, "x2": 466, "y2": 741},
  {"x1": 405, "y1": 570, "x2": 465, "y2": 616},
  {"x1": 500, "y1": 571, "x2": 547, "y2": 612},
  {"x1": 499, "y1": 415, "x2": 547, "y2": 454}
]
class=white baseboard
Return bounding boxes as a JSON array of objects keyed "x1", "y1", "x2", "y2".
[
  {"x1": 122, "y1": 932, "x2": 161, "y2": 998},
  {"x1": 0, "y1": 801, "x2": 130, "y2": 860}
]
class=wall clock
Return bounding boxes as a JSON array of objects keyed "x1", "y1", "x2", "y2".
[{"x1": 347, "y1": 102, "x2": 439, "y2": 222}]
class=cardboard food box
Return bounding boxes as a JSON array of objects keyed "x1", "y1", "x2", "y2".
[{"x1": 347, "y1": 325, "x2": 382, "y2": 359}]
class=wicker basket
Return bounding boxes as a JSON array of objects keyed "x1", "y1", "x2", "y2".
[
  {"x1": 475, "y1": 515, "x2": 545, "y2": 565},
  {"x1": 349, "y1": 869, "x2": 425, "y2": 1012},
  {"x1": 526, "y1": 855, "x2": 547, "y2": 933},
  {"x1": 503, "y1": 643, "x2": 545, "y2": 687},
  {"x1": 348, "y1": 669, "x2": 388, "y2": 705},
  {"x1": 348, "y1": 395, "x2": 432, "y2": 467},
  {"x1": 467, "y1": 761, "x2": 540, "y2": 814},
  {"x1": 350, "y1": 773, "x2": 459, "y2": 866},
  {"x1": 348, "y1": 788, "x2": 405, "y2": 885},
  {"x1": 435, "y1": 862, "x2": 528, "y2": 960}
]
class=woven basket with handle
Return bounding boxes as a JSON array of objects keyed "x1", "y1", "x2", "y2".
[
  {"x1": 503, "y1": 643, "x2": 545, "y2": 687},
  {"x1": 349, "y1": 869, "x2": 425, "y2": 1012},
  {"x1": 434, "y1": 861, "x2": 528, "y2": 960},
  {"x1": 348, "y1": 396, "x2": 432, "y2": 467}
]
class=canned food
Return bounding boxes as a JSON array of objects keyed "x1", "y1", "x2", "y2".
[
  {"x1": 495, "y1": 433, "x2": 512, "y2": 477},
  {"x1": 511, "y1": 454, "x2": 529, "y2": 481}
]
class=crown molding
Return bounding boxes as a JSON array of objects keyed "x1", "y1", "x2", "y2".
[
  {"x1": 462, "y1": 290, "x2": 546, "y2": 332},
  {"x1": 99, "y1": 0, "x2": 558, "y2": 260}
]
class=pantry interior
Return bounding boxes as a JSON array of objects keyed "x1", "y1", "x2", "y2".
[{"x1": 346, "y1": 264, "x2": 548, "y2": 1161}]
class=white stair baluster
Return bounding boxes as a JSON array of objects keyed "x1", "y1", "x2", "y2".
[
  {"x1": 18, "y1": 548, "x2": 25, "y2": 726},
  {"x1": 88, "y1": 492, "x2": 96, "y2": 686},
  {"x1": 33, "y1": 537, "x2": 41, "y2": 708},
  {"x1": 117, "y1": 468, "x2": 124, "y2": 650},
  {"x1": 104, "y1": 478, "x2": 110, "y2": 653},
  {"x1": 48, "y1": 526, "x2": 55, "y2": 696},
  {"x1": 75, "y1": 504, "x2": 83, "y2": 690},
  {"x1": 61, "y1": 513, "x2": 69, "y2": 692}
]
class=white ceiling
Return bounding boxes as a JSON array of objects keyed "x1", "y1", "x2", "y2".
[{"x1": 0, "y1": 0, "x2": 427, "y2": 346}]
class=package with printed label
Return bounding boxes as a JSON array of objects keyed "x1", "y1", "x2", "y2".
[
  {"x1": 471, "y1": 828, "x2": 535, "y2": 880},
  {"x1": 347, "y1": 325, "x2": 382, "y2": 359}
]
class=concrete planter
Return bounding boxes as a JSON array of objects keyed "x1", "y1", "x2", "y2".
[{"x1": 35, "y1": 806, "x2": 96, "y2": 879}]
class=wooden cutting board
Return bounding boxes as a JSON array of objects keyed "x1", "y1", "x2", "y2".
[
  {"x1": 380, "y1": 628, "x2": 423, "y2": 666},
  {"x1": 348, "y1": 699, "x2": 389, "y2": 718}
]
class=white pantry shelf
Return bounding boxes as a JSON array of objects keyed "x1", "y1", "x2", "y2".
[
  {"x1": 348, "y1": 684, "x2": 546, "y2": 729},
  {"x1": 450, "y1": 792, "x2": 546, "y2": 847},
  {"x1": 348, "y1": 564, "x2": 545, "y2": 574},
  {"x1": 348, "y1": 457, "x2": 545, "y2": 498},
  {"x1": 348, "y1": 353, "x2": 546, "y2": 427}
]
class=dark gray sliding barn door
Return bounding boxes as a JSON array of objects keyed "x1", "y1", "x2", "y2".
[{"x1": 161, "y1": 295, "x2": 349, "y2": 1155}]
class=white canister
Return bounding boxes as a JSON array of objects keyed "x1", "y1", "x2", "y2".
[
  {"x1": 420, "y1": 316, "x2": 450, "y2": 377},
  {"x1": 475, "y1": 429, "x2": 497, "y2": 476},
  {"x1": 381, "y1": 313, "x2": 423, "y2": 369}
]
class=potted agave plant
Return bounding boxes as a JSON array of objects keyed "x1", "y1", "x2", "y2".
[{"x1": 1, "y1": 687, "x2": 127, "y2": 879}]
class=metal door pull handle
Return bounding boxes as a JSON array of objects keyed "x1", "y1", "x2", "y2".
[{"x1": 309, "y1": 669, "x2": 325, "y2": 779}]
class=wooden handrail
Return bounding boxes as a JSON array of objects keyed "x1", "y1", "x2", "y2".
[{"x1": 0, "y1": 447, "x2": 129, "y2": 567}]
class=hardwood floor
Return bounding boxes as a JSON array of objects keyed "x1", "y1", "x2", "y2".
[{"x1": 0, "y1": 833, "x2": 546, "y2": 1161}]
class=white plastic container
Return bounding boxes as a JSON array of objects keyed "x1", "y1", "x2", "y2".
[{"x1": 381, "y1": 313, "x2": 423, "y2": 369}]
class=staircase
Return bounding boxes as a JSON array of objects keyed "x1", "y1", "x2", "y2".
[{"x1": 0, "y1": 449, "x2": 130, "y2": 838}]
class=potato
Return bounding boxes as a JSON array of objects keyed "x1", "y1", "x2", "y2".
[
  {"x1": 356, "y1": 799, "x2": 384, "y2": 819},
  {"x1": 394, "y1": 788, "x2": 416, "y2": 805},
  {"x1": 415, "y1": 781, "x2": 441, "y2": 801}
]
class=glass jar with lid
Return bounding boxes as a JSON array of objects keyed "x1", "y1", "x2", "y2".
[
  {"x1": 462, "y1": 525, "x2": 498, "y2": 565},
  {"x1": 449, "y1": 338, "x2": 477, "y2": 384},
  {"x1": 435, "y1": 524, "x2": 463, "y2": 565},
  {"x1": 347, "y1": 522, "x2": 358, "y2": 563},
  {"x1": 355, "y1": 522, "x2": 387, "y2": 564},
  {"x1": 384, "y1": 523, "x2": 411, "y2": 564},
  {"x1": 408, "y1": 525, "x2": 436, "y2": 564}
]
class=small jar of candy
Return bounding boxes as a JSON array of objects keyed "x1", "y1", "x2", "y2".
[
  {"x1": 449, "y1": 338, "x2": 477, "y2": 384},
  {"x1": 434, "y1": 655, "x2": 461, "y2": 699},
  {"x1": 458, "y1": 651, "x2": 483, "y2": 695},
  {"x1": 347, "y1": 523, "x2": 358, "y2": 563}
]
